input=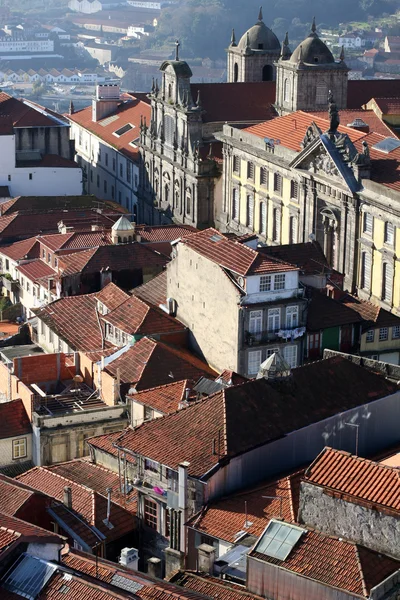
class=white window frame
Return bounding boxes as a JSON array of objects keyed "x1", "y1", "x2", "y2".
[
  {"x1": 392, "y1": 325, "x2": 400, "y2": 340},
  {"x1": 248, "y1": 350, "x2": 262, "y2": 375},
  {"x1": 249, "y1": 310, "x2": 263, "y2": 341},
  {"x1": 274, "y1": 273, "x2": 286, "y2": 291},
  {"x1": 259, "y1": 275, "x2": 272, "y2": 292},
  {"x1": 12, "y1": 438, "x2": 27, "y2": 459},
  {"x1": 283, "y1": 345, "x2": 297, "y2": 368},
  {"x1": 363, "y1": 212, "x2": 373, "y2": 236},
  {"x1": 268, "y1": 308, "x2": 280, "y2": 332},
  {"x1": 379, "y1": 327, "x2": 388, "y2": 341},
  {"x1": 286, "y1": 305, "x2": 299, "y2": 328},
  {"x1": 384, "y1": 222, "x2": 394, "y2": 245},
  {"x1": 366, "y1": 329, "x2": 374, "y2": 343}
]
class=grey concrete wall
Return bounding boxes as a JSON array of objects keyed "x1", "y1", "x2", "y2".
[
  {"x1": 166, "y1": 244, "x2": 240, "y2": 372},
  {"x1": 298, "y1": 482, "x2": 400, "y2": 559}
]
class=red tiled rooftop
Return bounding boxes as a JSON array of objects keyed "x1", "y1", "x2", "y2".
[
  {"x1": 95, "y1": 281, "x2": 130, "y2": 311},
  {"x1": 0, "y1": 511, "x2": 64, "y2": 546},
  {"x1": 304, "y1": 447, "x2": 400, "y2": 513},
  {"x1": 128, "y1": 379, "x2": 195, "y2": 415},
  {"x1": 33, "y1": 293, "x2": 105, "y2": 352},
  {"x1": 181, "y1": 228, "x2": 296, "y2": 277},
  {"x1": 169, "y1": 572, "x2": 264, "y2": 600},
  {"x1": 249, "y1": 528, "x2": 400, "y2": 598},
  {"x1": 0, "y1": 237, "x2": 39, "y2": 261},
  {"x1": 16, "y1": 467, "x2": 135, "y2": 544},
  {"x1": 47, "y1": 459, "x2": 137, "y2": 515},
  {"x1": 339, "y1": 293, "x2": 400, "y2": 329},
  {"x1": 133, "y1": 270, "x2": 167, "y2": 306},
  {"x1": 90, "y1": 356, "x2": 397, "y2": 478},
  {"x1": 103, "y1": 294, "x2": 185, "y2": 336},
  {"x1": 187, "y1": 470, "x2": 303, "y2": 544},
  {"x1": 101, "y1": 336, "x2": 217, "y2": 392},
  {"x1": 307, "y1": 288, "x2": 362, "y2": 331},
  {"x1": 244, "y1": 110, "x2": 365, "y2": 152},
  {"x1": 0, "y1": 92, "x2": 65, "y2": 128},
  {"x1": 62, "y1": 549, "x2": 209, "y2": 600},
  {"x1": 136, "y1": 224, "x2": 199, "y2": 243},
  {"x1": 17, "y1": 259, "x2": 56, "y2": 282},
  {"x1": 68, "y1": 95, "x2": 151, "y2": 162},
  {"x1": 38, "y1": 571, "x2": 137, "y2": 600},
  {"x1": 368, "y1": 97, "x2": 400, "y2": 115},
  {"x1": 307, "y1": 108, "x2": 395, "y2": 137},
  {"x1": 0, "y1": 399, "x2": 31, "y2": 439}
]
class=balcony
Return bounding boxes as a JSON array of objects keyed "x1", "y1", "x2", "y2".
[
  {"x1": 1, "y1": 275, "x2": 19, "y2": 293},
  {"x1": 244, "y1": 326, "x2": 306, "y2": 347}
]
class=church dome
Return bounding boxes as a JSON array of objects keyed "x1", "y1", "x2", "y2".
[
  {"x1": 290, "y1": 21, "x2": 335, "y2": 64},
  {"x1": 237, "y1": 11, "x2": 280, "y2": 52}
]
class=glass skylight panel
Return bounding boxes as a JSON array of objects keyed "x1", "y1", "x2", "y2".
[
  {"x1": 114, "y1": 123, "x2": 134, "y2": 137},
  {"x1": 372, "y1": 137, "x2": 400, "y2": 154},
  {"x1": 2, "y1": 554, "x2": 57, "y2": 599},
  {"x1": 111, "y1": 574, "x2": 144, "y2": 593},
  {"x1": 210, "y1": 234, "x2": 223, "y2": 242},
  {"x1": 254, "y1": 519, "x2": 306, "y2": 561}
]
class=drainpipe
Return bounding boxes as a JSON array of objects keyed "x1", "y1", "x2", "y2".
[
  {"x1": 106, "y1": 487, "x2": 112, "y2": 522},
  {"x1": 178, "y1": 461, "x2": 190, "y2": 558}
]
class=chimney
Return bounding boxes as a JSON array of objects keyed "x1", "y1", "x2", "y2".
[
  {"x1": 147, "y1": 557, "x2": 162, "y2": 579},
  {"x1": 346, "y1": 118, "x2": 369, "y2": 133},
  {"x1": 63, "y1": 486, "x2": 72, "y2": 509},
  {"x1": 106, "y1": 487, "x2": 112, "y2": 522},
  {"x1": 197, "y1": 543, "x2": 215, "y2": 575},
  {"x1": 92, "y1": 84, "x2": 120, "y2": 123},
  {"x1": 91, "y1": 224, "x2": 102, "y2": 231}
]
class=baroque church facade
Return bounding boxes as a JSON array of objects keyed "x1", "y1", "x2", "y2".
[{"x1": 218, "y1": 20, "x2": 400, "y2": 314}]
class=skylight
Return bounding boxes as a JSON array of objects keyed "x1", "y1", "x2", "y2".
[
  {"x1": 210, "y1": 234, "x2": 223, "y2": 242},
  {"x1": 372, "y1": 137, "x2": 400, "y2": 154},
  {"x1": 113, "y1": 123, "x2": 134, "y2": 137},
  {"x1": 2, "y1": 554, "x2": 57, "y2": 600},
  {"x1": 253, "y1": 519, "x2": 306, "y2": 561}
]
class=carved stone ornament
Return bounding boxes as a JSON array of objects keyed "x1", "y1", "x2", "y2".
[{"x1": 301, "y1": 122, "x2": 322, "y2": 149}]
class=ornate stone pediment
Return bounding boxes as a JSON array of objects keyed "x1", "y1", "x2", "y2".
[{"x1": 301, "y1": 122, "x2": 322, "y2": 149}]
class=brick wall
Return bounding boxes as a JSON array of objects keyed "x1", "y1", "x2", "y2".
[{"x1": 13, "y1": 353, "x2": 75, "y2": 386}]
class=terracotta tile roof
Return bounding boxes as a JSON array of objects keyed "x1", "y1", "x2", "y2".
[
  {"x1": 0, "y1": 237, "x2": 40, "y2": 261},
  {"x1": 217, "y1": 370, "x2": 248, "y2": 386},
  {"x1": 102, "y1": 295, "x2": 185, "y2": 336},
  {"x1": 347, "y1": 79, "x2": 400, "y2": 108},
  {"x1": 259, "y1": 241, "x2": 331, "y2": 277},
  {"x1": 47, "y1": 459, "x2": 137, "y2": 515},
  {"x1": 136, "y1": 224, "x2": 199, "y2": 242},
  {"x1": 0, "y1": 511, "x2": 64, "y2": 548},
  {"x1": 371, "y1": 97, "x2": 400, "y2": 114},
  {"x1": 339, "y1": 293, "x2": 400, "y2": 329},
  {"x1": 59, "y1": 243, "x2": 168, "y2": 277},
  {"x1": 38, "y1": 571, "x2": 138, "y2": 600},
  {"x1": 249, "y1": 527, "x2": 400, "y2": 597},
  {"x1": 187, "y1": 471, "x2": 303, "y2": 543},
  {"x1": 16, "y1": 467, "x2": 135, "y2": 545},
  {"x1": 102, "y1": 337, "x2": 217, "y2": 392},
  {"x1": 61, "y1": 230, "x2": 112, "y2": 250},
  {"x1": 90, "y1": 356, "x2": 397, "y2": 478},
  {"x1": 169, "y1": 572, "x2": 263, "y2": 600},
  {"x1": 181, "y1": 228, "x2": 296, "y2": 277},
  {"x1": 0, "y1": 475, "x2": 48, "y2": 517},
  {"x1": 17, "y1": 259, "x2": 56, "y2": 282},
  {"x1": 244, "y1": 110, "x2": 365, "y2": 152},
  {"x1": 0, "y1": 92, "x2": 64, "y2": 127},
  {"x1": 133, "y1": 270, "x2": 167, "y2": 306},
  {"x1": 307, "y1": 108, "x2": 395, "y2": 137},
  {"x1": 95, "y1": 282, "x2": 130, "y2": 311},
  {"x1": 0, "y1": 527, "x2": 19, "y2": 555},
  {"x1": 0, "y1": 399, "x2": 31, "y2": 439},
  {"x1": 62, "y1": 549, "x2": 209, "y2": 600},
  {"x1": 304, "y1": 447, "x2": 400, "y2": 514},
  {"x1": 306, "y1": 288, "x2": 362, "y2": 331},
  {"x1": 68, "y1": 95, "x2": 151, "y2": 162},
  {"x1": 33, "y1": 293, "x2": 105, "y2": 352},
  {"x1": 128, "y1": 380, "x2": 194, "y2": 415},
  {"x1": 190, "y1": 82, "x2": 277, "y2": 123},
  {"x1": 0, "y1": 195, "x2": 119, "y2": 216}
]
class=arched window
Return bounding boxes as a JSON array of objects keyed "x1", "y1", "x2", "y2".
[
  {"x1": 168, "y1": 83, "x2": 172, "y2": 99},
  {"x1": 260, "y1": 202, "x2": 267, "y2": 235},
  {"x1": 284, "y1": 78, "x2": 290, "y2": 102},
  {"x1": 174, "y1": 190, "x2": 179, "y2": 208},
  {"x1": 164, "y1": 184, "x2": 170, "y2": 204},
  {"x1": 262, "y1": 65, "x2": 273, "y2": 81},
  {"x1": 186, "y1": 195, "x2": 191, "y2": 215},
  {"x1": 234, "y1": 63, "x2": 239, "y2": 83}
]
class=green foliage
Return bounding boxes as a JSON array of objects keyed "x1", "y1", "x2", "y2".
[{"x1": 0, "y1": 296, "x2": 12, "y2": 312}]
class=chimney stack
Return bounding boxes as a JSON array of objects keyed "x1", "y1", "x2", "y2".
[
  {"x1": 92, "y1": 84, "x2": 120, "y2": 123},
  {"x1": 147, "y1": 557, "x2": 162, "y2": 579},
  {"x1": 63, "y1": 486, "x2": 72, "y2": 509},
  {"x1": 197, "y1": 543, "x2": 215, "y2": 575}
]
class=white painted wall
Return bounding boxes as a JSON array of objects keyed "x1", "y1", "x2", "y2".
[
  {"x1": 245, "y1": 271, "x2": 300, "y2": 304},
  {"x1": 0, "y1": 433, "x2": 33, "y2": 467}
]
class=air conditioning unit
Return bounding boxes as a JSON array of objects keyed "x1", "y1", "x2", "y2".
[{"x1": 119, "y1": 547, "x2": 139, "y2": 571}]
